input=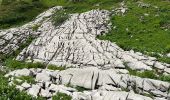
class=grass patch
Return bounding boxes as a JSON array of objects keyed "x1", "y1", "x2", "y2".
[
  {"x1": 32, "y1": 24, "x2": 41, "y2": 31},
  {"x1": 98, "y1": 0, "x2": 170, "y2": 63},
  {"x1": 0, "y1": 0, "x2": 47, "y2": 29},
  {"x1": 13, "y1": 76, "x2": 35, "y2": 85},
  {"x1": 75, "y1": 86, "x2": 90, "y2": 92},
  {"x1": 5, "y1": 58, "x2": 46, "y2": 70},
  {"x1": 0, "y1": 0, "x2": 123, "y2": 29},
  {"x1": 127, "y1": 67, "x2": 170, "y2": 82},
  {"x1": 47, "y1": 64, "x2": 66, "y2": 71},
  {"x1": 52, "y1": 92, "x2": 72, "y2": 100},
  {"x1": 52, "y1": 10, "x2": 69, "y2": 27}
]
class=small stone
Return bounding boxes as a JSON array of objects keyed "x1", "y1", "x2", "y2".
[{"x1": 154, "y1": 62, "x2": 165, "y2": 70}]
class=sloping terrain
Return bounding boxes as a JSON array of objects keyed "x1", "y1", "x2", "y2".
[{"x1": 0, "y1": 0, "x2": 170, "y2": 100}]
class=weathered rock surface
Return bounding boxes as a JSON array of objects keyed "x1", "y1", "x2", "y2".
[
  {"x1": 12, "y1": 7, "x2": 170, "y2": 73},
  {"x1": 6, "y1": 68, "x2": 170, "y2": 100}
]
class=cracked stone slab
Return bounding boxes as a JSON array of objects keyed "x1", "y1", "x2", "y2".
[{"x1": 6, "y1": 68, "x2": 170, "y2": 99}]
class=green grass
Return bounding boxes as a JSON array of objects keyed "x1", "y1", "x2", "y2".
[
  {"x1": 52, "y1": 10, "x2": 69, "y2": 27},
  {"x1": 0, "y1": 0, "x2": 47, "y2": 29},
  {"x1": 75, "y1": 86, "x2": 90, "y2": 92},
  {"x1": 13, "y1": 76, "x2": 36, "y2": 85},
  {"x1": 0, "y1": 0, "x2": 123, "y2": 29},
  {"x1": 98, "y1": 0, "x2": 170, "y2": 63},
  {"x1": 47, "y1": 64, "x2": 66, "y2": 71},
  {"x1": 5, "y1": 58, "x2": 46, "y2": 70},
  {"x1": 52, "y1": 92, "x2": 72, "y2": 100},
  {"x1": 32, "y1": 24, "x2": 41, "y2": 31},
  {"x1": 127, "y1": 67, "x2": 170, "y2": 82}
]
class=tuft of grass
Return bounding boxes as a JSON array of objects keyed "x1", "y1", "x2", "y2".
[
  {"x1": 47, "y1": 64, "x2": 66, "y2": 71},
  {"x1": 75, "y1": 86, "x2": 90, "y2": 92},
  {"x1": 142, "y1": 93, "x2": 154, "y2": 99},
  {"x1": 14, "y1": 76, "x2": 36, "y2": 85},
  {"x1": 52, "y1": 92, "x2": 72, "y2": 100},
  {"x1": 52, "y1": 10, "x2": 69, "y2": 27},
  {"x1": 32, "y1": 24, "x2": 41, "y2": 31},
  {"x1": 127, "y1": 67, "x2": 170, "y2": 82}
]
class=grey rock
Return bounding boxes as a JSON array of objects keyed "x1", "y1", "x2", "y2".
[
  {"x1": 36, "y1": 71, "x2": 51, "y2": 82},
  {"x1": 28, "y1": 85, "x2": 41, "y2": 97}
]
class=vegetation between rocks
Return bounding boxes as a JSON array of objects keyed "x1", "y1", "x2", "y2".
[
  {"x1": 13, "y1": 76, "x2": 36, "y2": 85},
  {"x1": 0, "y1": 71, "x2": 45, "y2": 100},
  {"x1": 47, "y1": 64, "x2": 66, "y2": 71},
  {"x1": 0, "y1": 70, "x2": 72, "y2": 100},
  {"x1": 52, "y1": 10, "x2": 69, "y2": 27},
  {"x1": 127, "y1": 67, "x2": 170, "y2": 82},
  {"x1": 0, "y1": 36, "x2": 35, "y2": 64},
  {"x1": 5, "y1": 59, "x2": 45, "y2": 70},
  {"x1": 52, "y1": 92, "x2": 72, "y2": 100}
]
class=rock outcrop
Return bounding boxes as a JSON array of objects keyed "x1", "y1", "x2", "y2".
[
  {"x1": 6, "y1": 68, "x2": 170, "y2": 100},
  {"x1": 13, "y1": 7, "x2": 170, "y2": 73}
]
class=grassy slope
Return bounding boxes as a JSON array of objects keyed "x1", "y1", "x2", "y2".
[
  {"x1": 0, "y1": 0, "x2": 47, "y2": 29},
  {"x1": 98, "y1": 0, "x2": 170, "y2": 63},
  {"x1": 0, "y1": 0, "x2": 123, "y2": 29}
]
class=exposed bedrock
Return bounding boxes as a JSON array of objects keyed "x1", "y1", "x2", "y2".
[
  {"x1": 13, "y1": 8, "x2": 170, "y2": 72},
  {"x1": 6, "y1": 68, "x2": 170, "y2": 100}
]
